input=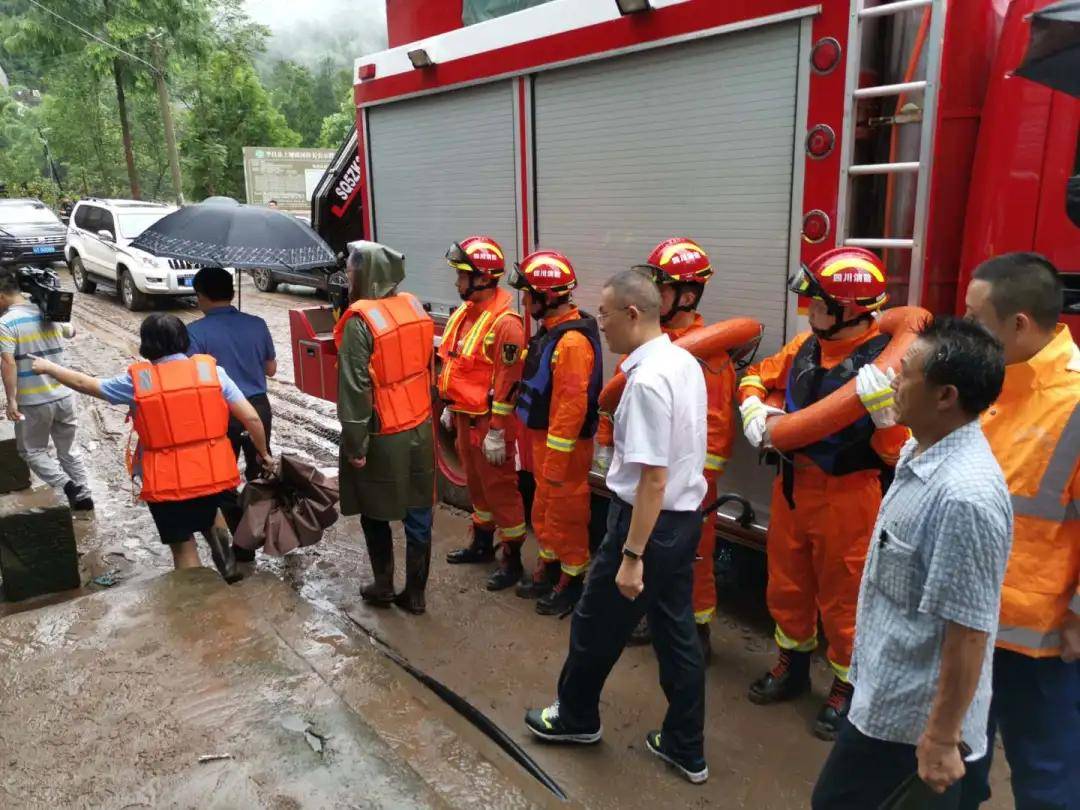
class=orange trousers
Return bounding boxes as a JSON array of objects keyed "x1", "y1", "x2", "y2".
[
  {"x1": 693, "y1": 474, "x2": 719, "y2": 624},
  {"x1": 766, "y1": 461, "x2": 881, "y2": 680},
  {"x1": 454, "y1": 413, "x2": 526, "y2": 543},
  {"x1": 529, "y1": 430, "x2": 592, "y2": 576}
]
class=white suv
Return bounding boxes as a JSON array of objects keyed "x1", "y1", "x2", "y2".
[{"x1": 65, "y1": 199, "x2": 206, "y2": 311}]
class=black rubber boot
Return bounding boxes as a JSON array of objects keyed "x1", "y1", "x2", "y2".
[
  {"x1": 536, "y1": 573, "x2": 584, "y2": 616},
  {"x1": 63, "y1": 480, "x2": 94, "y2": 512},
  {"x1": 748, "y1": 649, "x2": 812, "y2": 705},
  {"x1": 486, "y1": 542, "x2": 524, "y2": 591},
  {"x1": 813, "y1": 677, "x2": 854, "y2": 741},
  {"x1": 394, "y1": 543, "x2": 431, "y2": 615},
  {"x1": 446, "y1": 525, "x2": 496, "y2": 564},
  {"x1": 203, "y1": 526, "x2": 241, "y2": 584},
  {"x1": 361, "y1": 533, "x2": 396, "y2": 606},
  {"x1": 626, "y1": 615, "x2": 652, "y2": 646},
  {"x1": 697, "y1": 623, "x2": 713, "y2": 666},
  {"x1": 516, "y1": 559, "x2": 560, "y2": 599}
]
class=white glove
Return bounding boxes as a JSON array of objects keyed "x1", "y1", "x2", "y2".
[
  {"x1": 856, "y1": 364, "x2": 898, "y2": 429},
  {"x1": 740, "y1": 395, "x2": 784, "y2": 448},
  {"x1": 440, "y1": 407, "x2": 455, "y2": 432},
  {"x1": 592, "y1": 444, "x2": 613, "y2": 475},
  {"x1": 483, "y1": 428, "x2": 507, "y2": 466}
]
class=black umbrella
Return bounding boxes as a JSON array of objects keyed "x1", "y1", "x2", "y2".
[
  {"x1": 1014, "y1": 0, "x2": 1080, "y2": 98},
  {"x1": 129, "y1": 202, "x2": 336, "y2": 272}
]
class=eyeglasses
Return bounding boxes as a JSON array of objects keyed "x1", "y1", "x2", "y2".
[{"x1": 596, "y1": 306, "x2": 632, "y2": 323}]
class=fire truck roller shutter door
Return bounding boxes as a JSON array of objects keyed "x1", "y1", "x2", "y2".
[
  {"x1": 533, "y1": 21, "x2": 800, "y2": 528},
  {"x1": 366, "y1": 81, "x2": 518, "y2": 312}
]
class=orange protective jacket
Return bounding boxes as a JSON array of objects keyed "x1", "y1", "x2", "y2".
[
  {"x1": 981, "y1": 325, "x2": 1080, "y2": 658},
  {"x1": 130, "y1": 355, "x2": 240, "y2": 503},
  {"x1": 596, "y1": 314, "x2": 735, "y2": 475},
  {"x1": 531, "y1": 307, "x2": 597, "y2": 483},
  {"x1": 437, "y1": 288, "x2": 524, "y2": 427},
  {"x1": 737, "y1": 324, "x2": 910, "y2": 466},
  {"x1": 333, "y1": 293, "x2": 435, "y2": 435}
]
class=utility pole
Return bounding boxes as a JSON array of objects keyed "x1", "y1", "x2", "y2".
[{"x1": 150, "y1": 34, "x2": 184, "y2": 205}]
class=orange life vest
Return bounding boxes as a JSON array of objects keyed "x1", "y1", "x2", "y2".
[
  {"x1": 129, "y1": 354, "x2": 240, "y2": 503},
  {"x1": 333, "y1": 292, "x2": 435, "y2": 435},
  {"x1": 437, "y1": 288, "x2": 520, "y2": 415}
]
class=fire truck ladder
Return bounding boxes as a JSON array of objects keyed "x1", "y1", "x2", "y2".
[{"x1": 834, "y1": 0, "x2": 948, "y2": 306}]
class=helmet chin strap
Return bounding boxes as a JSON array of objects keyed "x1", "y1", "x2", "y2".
[
  {"x1": 529, "y1": 292, "x2": 570, "y2": 320},
  {"x1": 460, "y1": 273, "x2": 498, "y2": 301},
  {"x1": 660, "y1": 283, "x2": 704, "y2": 325},
  {"x1": 812, "y1": 297, "x2": 871, "y2": 339}
]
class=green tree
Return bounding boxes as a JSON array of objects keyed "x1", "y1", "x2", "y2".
[
  {"x1": 182, "y1": 49, "x2": 301, "y2": 199},
  {"x1": 266, "y1": 60, "x2": 320, "y2": 146},
  {"x1": 317, "y1": 87, "x2": 355, "y2": 149}
]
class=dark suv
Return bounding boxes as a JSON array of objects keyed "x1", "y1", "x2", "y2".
[{"x1": 0, "y1": 199, "x2": 67, "y2": 268}]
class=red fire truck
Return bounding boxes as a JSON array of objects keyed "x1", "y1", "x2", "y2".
[{"x1": 294, "y1": 0, "x2": 1079, "y2": 548}]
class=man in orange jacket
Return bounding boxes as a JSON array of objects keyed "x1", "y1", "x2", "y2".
[
  {"x1": 594, "y1": 238, "x2": 735, "y2": 661},
  {"x1": 958, "y1": 253, "x2": 1079, "y2": 810},
  {"x1": 508, "y1": 250, "x2": 603, "y2": 616},
  {"x1": 440, "y1": 236, "x2": 528, "y2": 591},
  {"x1": 738, "y1": 247, "x2": 910, "y2": 740}
]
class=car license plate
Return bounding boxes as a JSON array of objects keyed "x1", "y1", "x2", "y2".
[{"x1": 32, "y1": 245, "x2": 55, "y2": 254}]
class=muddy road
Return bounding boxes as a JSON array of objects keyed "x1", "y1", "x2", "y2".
[{"x1": 1, "y1": 277, "x2": 1012, "y2": 808}]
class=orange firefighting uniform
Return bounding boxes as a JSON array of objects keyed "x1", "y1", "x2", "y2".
[
  {"x1": 981, "y1": 325, "x2": 1080, "y2": 658},
  {"x1": 596, "y1": 313, "x2": 736, "y2": 623},
  {"x1": 438, "y1": 288, "x2": 526, "y2": 543},
  {"x1": 129, "y1": 355, "x2": 241, "y2": 502},
  {"x1": 528, "y1": 307, "x2": 596, "y2": 576},
  {"x1": 738, "y1": 323, "x2": 909, "y2": 680}
]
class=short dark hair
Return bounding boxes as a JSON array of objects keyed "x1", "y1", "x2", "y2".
[
  {"x1": 139, "y1": 313, "x2": 189, "y2": 361},
  {"x1": 192, "y1": 266, "x2": 234, "y2": 302},
  {"x1": 917, "y1": 315, "x2": 1005, "y2": 416},
  {"x1": 972, "y1": 252, "x2": 1063, "y2": 330},
  {"x1": 0, "y1": 272, "x2": 19, "y2": 296}
]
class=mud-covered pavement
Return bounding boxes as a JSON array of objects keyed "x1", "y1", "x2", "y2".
[{"x1": 1, "y1": 278, "x2": 1012, "y2": 808}]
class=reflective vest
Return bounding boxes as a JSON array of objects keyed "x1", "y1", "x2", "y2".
[
  {"x1": 129, "y1": 355, "x2": 240, "y2": 503},
  {"x1": 515, "y1": 313, "x2": 602, "y2": 437},
  {"x1": 333, "y1": 292, "x2": 435, "y2": 435},
  {"x1": 982, "y1": 325, "x2": 1080, "y2": 658},
  {"x1": 437, "y1": 288, "x2": 520, "y2": 415},
  {"x1": 784, "y1": 333, "x2": 890, "y2": 476}
]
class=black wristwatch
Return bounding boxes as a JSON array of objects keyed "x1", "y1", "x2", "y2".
[{"x1": 622, "y1": 546, "x2": 642, "y2": 561}]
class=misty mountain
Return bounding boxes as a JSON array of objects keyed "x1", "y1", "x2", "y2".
[{"x1": 244, "y1": 0, "x2": 388, "y2": 71}]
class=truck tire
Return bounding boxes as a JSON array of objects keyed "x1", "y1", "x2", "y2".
[
  {"x1": 119, "y1": 268, "x2": 150, "y2": 312},
  {"x1": 251, "y1": 267, "x2": 278, "y2": 293},
  {"x1": 69, "y1": 255, "x2": 97, "y2": 294}
]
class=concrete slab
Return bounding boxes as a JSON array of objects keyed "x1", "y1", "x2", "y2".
[
  {"x1": 0, "y1": 569, "x2": 550, "y2": 809},
  {"x1": 0, "y1": 420, "x2": 30, "y2": 493},
  {"x1": 0, "y1": 487, "x2": 78, "y2": 601}
]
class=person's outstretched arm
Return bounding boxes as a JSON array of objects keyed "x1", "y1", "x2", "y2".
[{"x1": 30, "y1": 356, "x2": 104, "y2": 399}]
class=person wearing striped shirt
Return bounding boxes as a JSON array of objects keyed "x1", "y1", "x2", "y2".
[{"x1": 0, "y1": 273, "x2": 92, "y2": 510}]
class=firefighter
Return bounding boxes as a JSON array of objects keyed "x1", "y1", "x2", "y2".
[
  {"x1": 440, "y1": 236, "x2": 528, "y2": 591},
  {"x1": 958, "y1": 253, "x2": 1079, "y2": 810},
  {"x1": 594, "y1": 238, "x2": 735, "y2": 661},
  {"x1": 508, "y1": 250, "x2": 603, "y2": 616},
  {"x1": 334, "y1": 242, "x2": 436, "y2": 614},
  {"x1": 738, "y1": 246, "x2": 910, "y2": 740}
]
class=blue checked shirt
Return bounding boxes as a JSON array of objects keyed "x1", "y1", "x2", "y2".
[{"x1": 848, "y1": 420, "x2": 1013, "y2": 759}]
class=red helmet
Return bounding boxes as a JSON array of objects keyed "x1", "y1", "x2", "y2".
[
  {"x1": 637, "y1": 238, "x2": 713, "y2": 285},
  {"x1": 509, "y1": 250, "x2": 578, "y2": 302},
  {"x1": 789, "y1": 247, "x2": 888, "y2": 314},
  {"x1": 445, "y1": 235, "x2": 506, "y2": 278}
]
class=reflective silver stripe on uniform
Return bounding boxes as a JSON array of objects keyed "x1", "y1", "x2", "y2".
[
  {"x1": 996, "y1": 623, "x2": 1062, "y2": 651},
  {"x1": 196, "y1": 359, "x2": 214, "y2": 383},
  {"x1": 406, "y1": 294, "x2": 427, "y2": 318},
  {"x1": 366, "y1": 306, "x2": 388, "y2": 333},
  {"x1": 1011, "y1": 402, "x2": 1080, "y2": 523},
  {"x1": 137, "y1": 368, "x2": 154, "y2": 391}
]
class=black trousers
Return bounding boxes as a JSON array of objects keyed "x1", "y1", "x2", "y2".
[
  {"x1": 813, "y1": 719, "x2": 962, "y2": 810},
  {"x1": 555, "y1": 497, "x2": 705, "y2": 763},
  {"x1": 222, "y1": 392, "x2": 272, "y2": 562}
]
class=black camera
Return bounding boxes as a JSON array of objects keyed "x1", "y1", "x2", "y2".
[{"x1": 15, "y1": 265, "x2": 74, "y2": 323}]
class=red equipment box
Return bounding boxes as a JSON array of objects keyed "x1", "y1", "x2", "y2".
[{"x1": 290, "y1": 305, "x2": 339, "y2": 403}]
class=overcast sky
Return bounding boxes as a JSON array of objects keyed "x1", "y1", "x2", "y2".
[{"x1": 243, "y1": 0, "x2": 388, "y2": 69}]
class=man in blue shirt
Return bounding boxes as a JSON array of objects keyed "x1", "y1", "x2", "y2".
[{"x1": 187, "y1": 267, "x2": 276, "y2": 480}]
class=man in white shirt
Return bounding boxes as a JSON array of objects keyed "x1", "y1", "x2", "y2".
[{"x1": 524, "y1": 269, "x2": 710, "y2": 784}]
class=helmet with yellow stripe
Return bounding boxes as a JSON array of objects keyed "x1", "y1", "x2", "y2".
[
  {"x1": 637, "y1": 238, "x2": 714, "y2": 286},
  {"x1": 790, "y1": 247, "x2": 888, "y2": 315},
  {"x1": 445, "y1": 236, "x2": 506, "y2": 278},
  {"x1": 508, "y1": 249, "x2": 578, "y2": 303}
]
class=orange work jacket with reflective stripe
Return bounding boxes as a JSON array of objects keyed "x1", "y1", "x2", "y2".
[
  {"x1": 596, "y1": 314, "x2": 736, "y2": 474},
  {"x1": 437, "y1": 287, "x2": 524, "y2": 428},
  {"x1": 981, "y1": 324, "x2": 1080, "y2": 658},
  {"x1": 129, "y1": 354, "x2": 240, "y2": 503},
  {"x1": 333, "y1": 293, "x2": 435, "y2": 435},
  {"x1": 737, "y1": 323, "x2": 910, "y2": 466}
]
